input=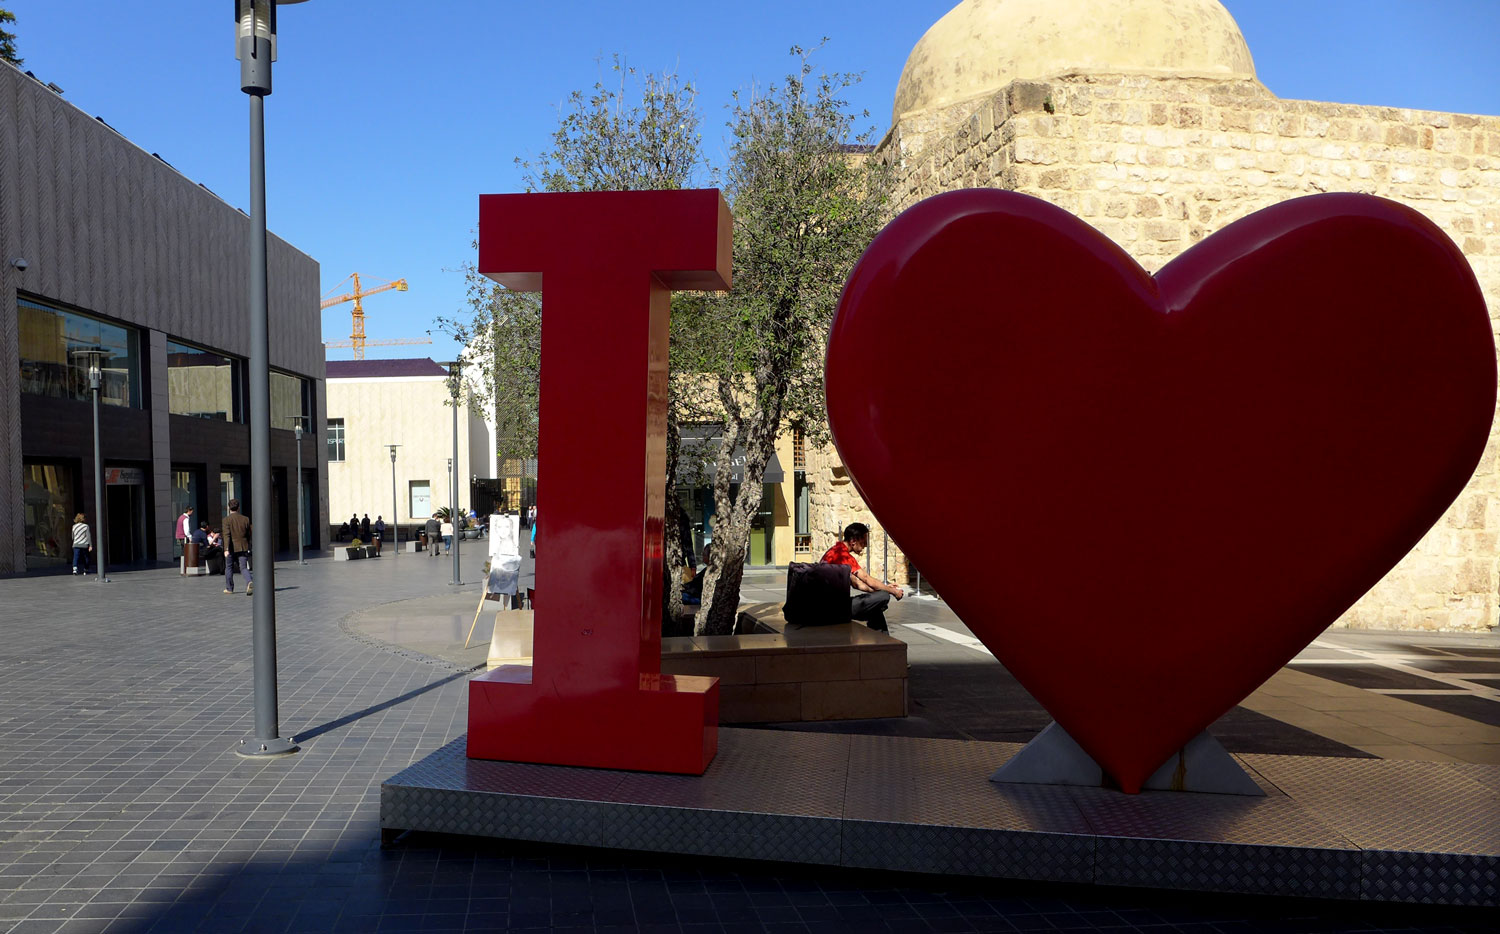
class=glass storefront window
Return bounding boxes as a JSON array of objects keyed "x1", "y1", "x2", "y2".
[
  {"x1": 172, "y1": 468, "x2": 201, "y2": 557},
  {"x1": 410, "y1": 481, "x2": 432, "y2": 519},
  {"x1": 677, "y1": 483, "x2": 775, "y2": 566},
  {"x1": 220, "y1": 469, "x2": 246, "y2": 523},
  {"x1": 18, "y1": 297, "x2": 141, "y2": 408},
  {"x1": 270, "y1": 370, "x2": 309, "y2": 430},
  {"x1": 22, "y1": 462, "x2": 76, "y2": 569},
  {"x1": 167, "y1": 340, "x2": 242, "y2": 421},
  {"x1": 327, "y1": 418, "x2": 345, "y2": 462}
]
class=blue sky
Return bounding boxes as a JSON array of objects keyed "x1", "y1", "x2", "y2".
[{"x1": 8, "y1": 1, "x2": 1499, "y2": 363}]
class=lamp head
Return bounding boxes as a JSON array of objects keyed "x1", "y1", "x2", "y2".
[
  {"x1": 69, "y1": 346, "x2": 108, "y2": 391},
  {"x1": 236, "y1": 0, "x2": 310, "y2": 95}
]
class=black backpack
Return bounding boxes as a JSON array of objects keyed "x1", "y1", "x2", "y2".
[{"x1": 783, "y1": 562, "x2": 852, "y2": 627}]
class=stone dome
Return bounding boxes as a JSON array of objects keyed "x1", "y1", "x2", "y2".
[{"x1": 893, "y1": 0, "x2": 1256, "y2": 123}]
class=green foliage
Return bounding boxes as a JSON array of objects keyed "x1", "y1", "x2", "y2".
[
  {"x1": 518, "y1": 57, "x2": 704, "y2": 193},
  {"x1": 438, "y1": 46, "x2": 891, "y2": 634},
  {"x1": 435, "y1": 58, "x2": 701, "y2": 463},
  {"x1": 687, "y1": 45, "x2": 892, "y2": 633},
  {"x1": 0, "y1": 8, "x2": 21, "y2": 67}
]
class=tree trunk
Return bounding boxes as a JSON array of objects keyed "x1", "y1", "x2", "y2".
[
  {"x1": 696, "y1": 503, "x2": 754, "y2": 635},
  {"x1": 662, "y1": 420, "x2": 688, "y2": 631},
  {"x1": 694, "y1": 402, "x2": 780, "y2": 636}
]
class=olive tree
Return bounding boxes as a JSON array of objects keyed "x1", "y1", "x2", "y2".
[
  {"x1": 1, "y1": 8, "x2": 21, "y2": 66},
  {"x1": 687, "y1": 50, "x2": 890, "y2": 634},
  {"x1": 440, "y1": 49, "x2": 891, "y2": 636}
]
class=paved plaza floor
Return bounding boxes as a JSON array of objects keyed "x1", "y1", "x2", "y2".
[{"x1": 1, "y1": 554, "x2": 1495, "y2": 933}]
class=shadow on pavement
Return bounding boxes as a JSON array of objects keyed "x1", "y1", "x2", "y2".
[{"x1": 294, "y1": 670, "x2": 471, "y2": 744}]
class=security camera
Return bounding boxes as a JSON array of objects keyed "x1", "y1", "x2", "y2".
[{"x1": 9, "y1": 257, "x2": 27, "y2": 271}]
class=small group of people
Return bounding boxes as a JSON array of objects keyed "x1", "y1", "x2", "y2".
[
  {"x1": 173, "y1": 504, "x2": 248, "y2": 593},
  {"x1": 339, "y1": 513, "x2": 388, "y2": 549}
]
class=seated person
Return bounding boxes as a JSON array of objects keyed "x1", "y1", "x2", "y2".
[
  {"x1": 821, "y1": 522, "x2": 903, "y2": 632},
  {"x1": 191, "y1": 522, "x2": 210, "y2": 547},
  {"x1": 681, "y1": 544, "x2": 712, "y2": 605},
  {"x1": 202, "y1": 527, "x2": 225, "y2": 574}
]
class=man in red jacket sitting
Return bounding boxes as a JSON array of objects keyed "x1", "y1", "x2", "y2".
[{"x1": 820, "y1": 522, "x2": 904, "y2": 632}]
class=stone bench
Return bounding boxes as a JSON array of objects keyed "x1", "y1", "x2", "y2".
[{"x1": 661, "y1": 602, "x2": 907, "y2": 723}]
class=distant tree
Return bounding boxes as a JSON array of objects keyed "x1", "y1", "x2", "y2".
[
  {"x1": 0, "y1": 8, "x2": 21, "y2": 67},
  {"x1": 433, "y1": 57, "x2": 702, "y2": 560}
]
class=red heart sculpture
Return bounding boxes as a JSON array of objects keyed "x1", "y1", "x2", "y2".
[{"x1": 826, "y1": 190, "x2": 1494, "y2": 793}]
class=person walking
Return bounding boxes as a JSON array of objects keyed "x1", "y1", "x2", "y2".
[
  {"x1": 441, "y1": 517, "x2": 454, "y2": 555},
  {"x1": 360, "y1": 514, "x2": 371, "y2": 541},
  {"x1": 71, "y1": 513, "x2": 93, "y2": 575},
  {"x1": 425, "y1": 514, "x2": 441, "y2": 557},
  {"x1": 373, "y1": 516, "x2": 386, "y2": 555},
  {"x1": 222, "y1": 498, "x2": 254, "y2": 596}
]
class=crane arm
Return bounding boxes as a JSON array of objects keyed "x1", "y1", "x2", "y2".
[
  {"x1": 319, "y1": 278, "x2": 408, "y2": 309},
  {"x1": 324, "y1": 337, "x2": 432, "y2": 348}
]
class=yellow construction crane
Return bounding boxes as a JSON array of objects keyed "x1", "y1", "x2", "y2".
[{"x1": 320, "y1": 273, "x2": 425, "y2": 359}]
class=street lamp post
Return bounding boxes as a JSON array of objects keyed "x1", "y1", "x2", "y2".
[
  {"x1": 447, "y1": 360, "x2": 462, "y2": 586},
  {"x1": 70, "y1": 347, "x2": 110, "y2": 584},
  {"x1": 389, "y1": 445, "x2": 400, "y2": 558},
  {"x1": 235, "y1": 0, "x2": 307, "y2": 759},
  {"x1": 287, "y1": 416, "x2": 306, "y2": 565}
]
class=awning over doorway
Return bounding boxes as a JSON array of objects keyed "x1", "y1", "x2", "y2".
[{"x1": 678, "y1": 427, "x2": 785, "y2": 485}]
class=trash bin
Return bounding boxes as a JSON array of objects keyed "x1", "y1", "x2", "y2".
[{"x1": 182, "y1": 541, "x2": 200, "y2": 575}]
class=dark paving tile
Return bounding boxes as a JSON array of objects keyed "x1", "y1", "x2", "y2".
[
  {"x1": 1291, "y1": 665, "x2": 1452, "y2": 691},
  {"x1": 1381, "y1": 692, "x2": 1500, "y2": 727}
]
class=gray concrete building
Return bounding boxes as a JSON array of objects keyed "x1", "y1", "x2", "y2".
[{"x1": 0, "y1": 61, "x2": 328, "y2": 575}]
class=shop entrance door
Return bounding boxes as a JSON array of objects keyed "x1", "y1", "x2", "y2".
[{"x1": 105, "y1": 475, "x2": 147, "y2": 566}]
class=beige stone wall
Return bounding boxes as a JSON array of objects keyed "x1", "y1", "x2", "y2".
[{"x1": 821, "y1": 73, "x2": 1499, "y2": 629}]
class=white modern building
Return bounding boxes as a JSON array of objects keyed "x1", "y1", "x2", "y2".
[{"x1": 325, "y1": 358, "x2": 497, "y2": 542}]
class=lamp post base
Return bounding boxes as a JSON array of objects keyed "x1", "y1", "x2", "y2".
[{"x1": 234, "y1": 736, "x2": 299, "y2": 758}]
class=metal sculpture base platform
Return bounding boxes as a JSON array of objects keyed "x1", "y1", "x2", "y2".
[{"x1": 381, "y1": 729, "x2": 1498, "y2": 906}]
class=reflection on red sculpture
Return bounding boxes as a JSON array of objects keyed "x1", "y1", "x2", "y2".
[
  {"x1": 468, "y1": 189, "x2": 732, "y2": 775},
  {"x1": 826, "y1": 190, "x2": 1494, "y2": 793}
]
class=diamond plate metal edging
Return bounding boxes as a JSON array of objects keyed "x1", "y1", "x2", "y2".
[
  {"x1": 381, "y1": 784, "x2": 606, "y2": 848},
  {"x1": 1362, "y1": 849, "x2": 1499, "y2": 907},
  {"x1": 1093, "y1": 837, "x2": 1361, "y2": 899},
  {"x1": 600, "y1": 803, "x2": 843, "y2": 865},
  {"x1": 840, "y1": 819, "x2": 1095, "y2": 883}
]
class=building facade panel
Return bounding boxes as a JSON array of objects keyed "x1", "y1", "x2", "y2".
[{"x1": 1, "y1": 62, "x2": 327, "y2": 574}]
